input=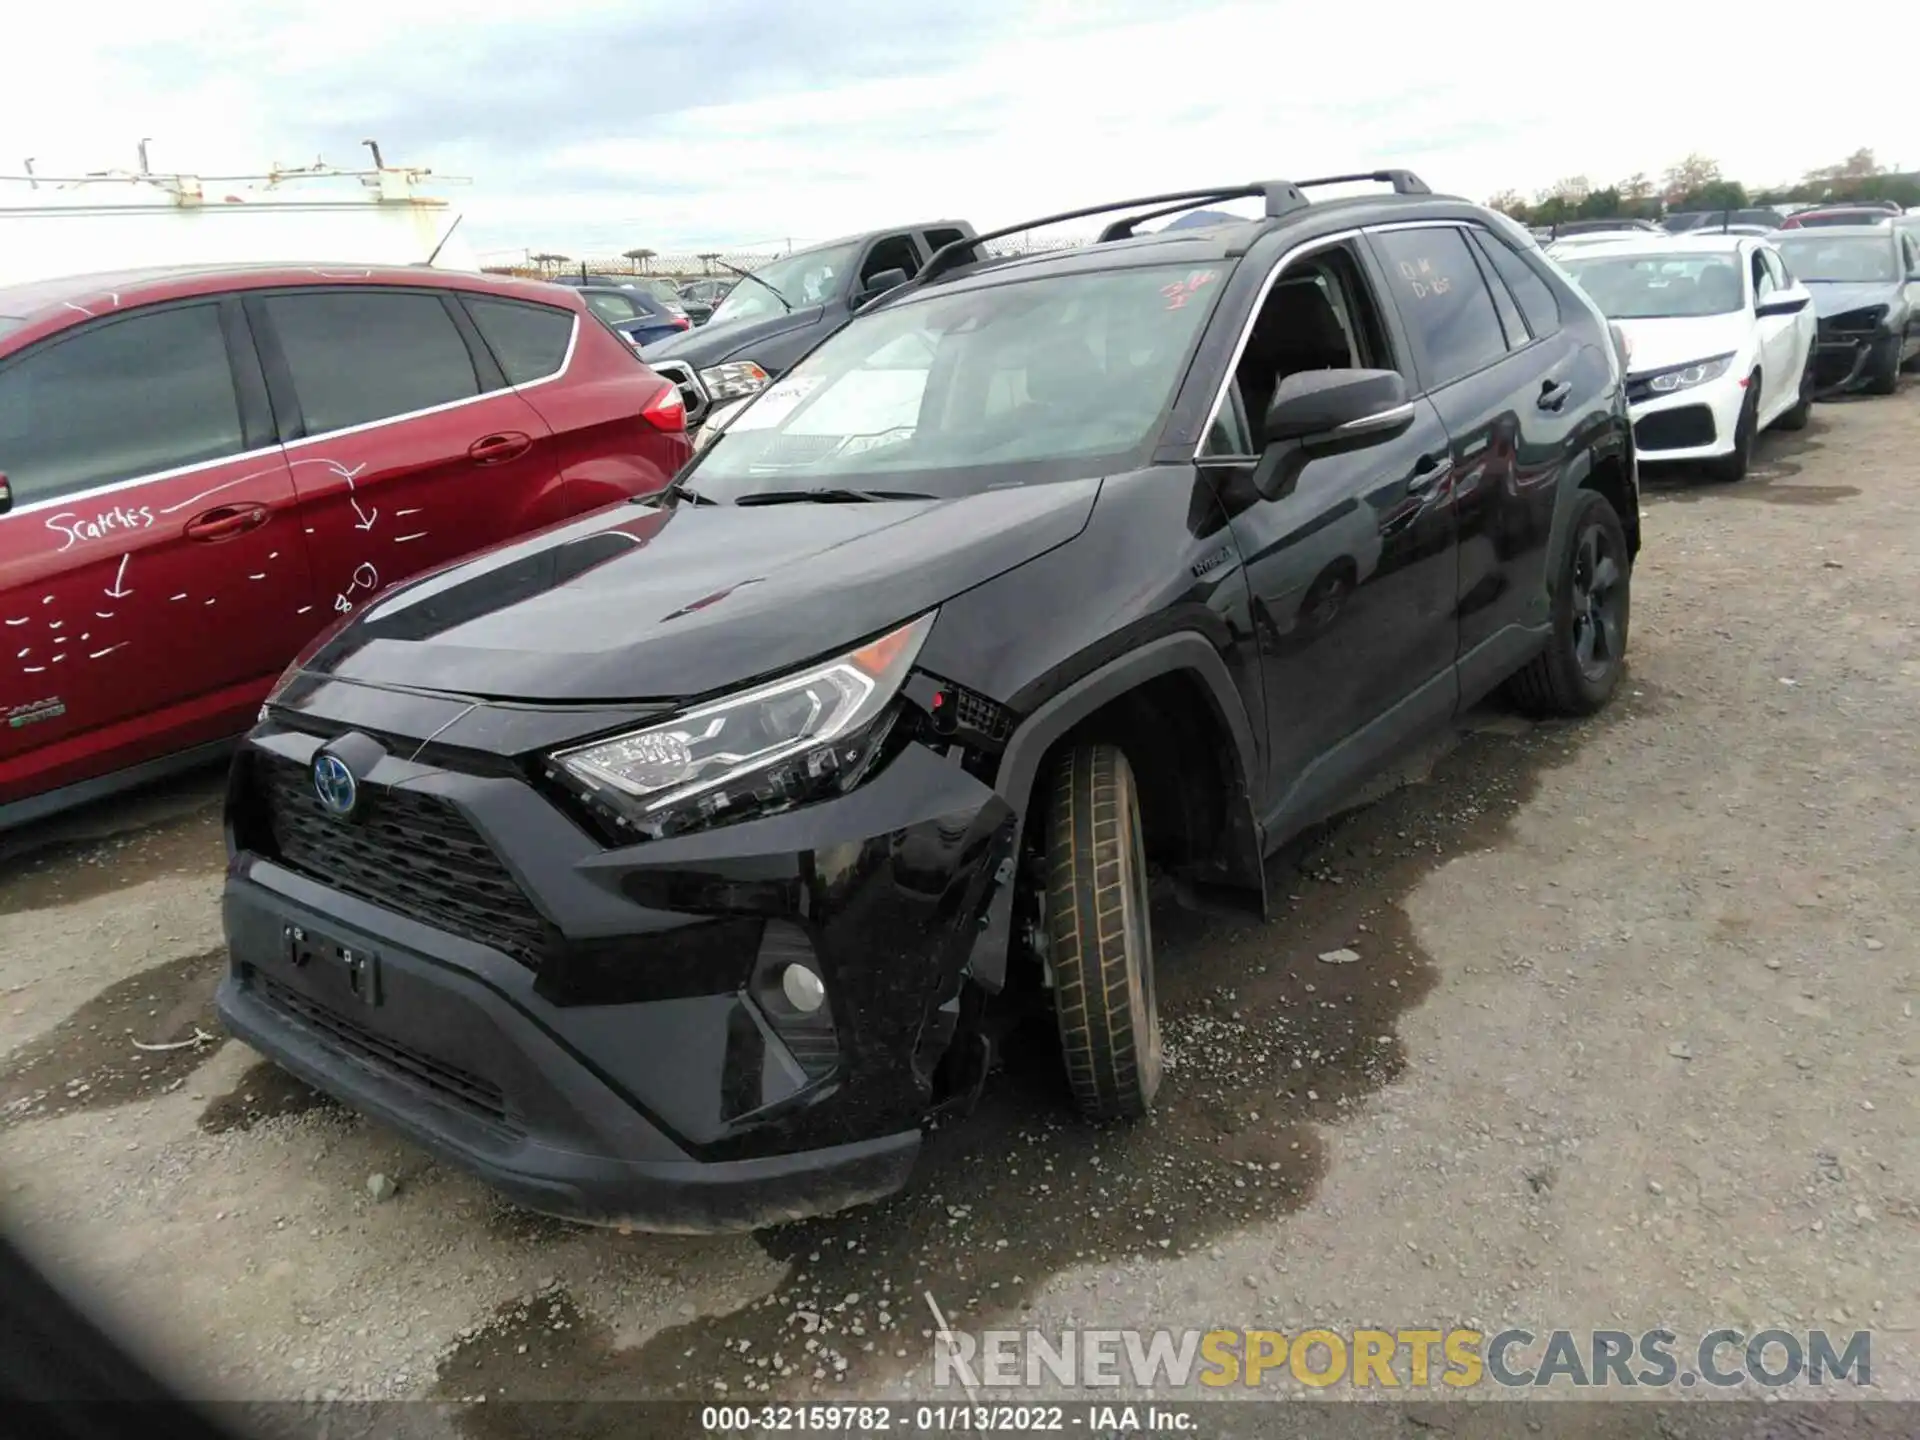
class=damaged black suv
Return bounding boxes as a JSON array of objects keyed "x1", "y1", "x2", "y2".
[{"x1": 218, "y1": 172, "x2": 1639, "y2": 1232}]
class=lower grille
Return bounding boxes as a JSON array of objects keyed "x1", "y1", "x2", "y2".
[
  {"x1": 255, "y1": 753, "x2": 555, "y2": 970},
  {"x1": 1634, "y1": 404, "x2": 1716, "y2": 452},
  {"x1": 253, "y1": 971, "x2": 514, "y2": 1130},
  {"x1": 952, "y1": 687, "x2": 1013, "y2": 743}
]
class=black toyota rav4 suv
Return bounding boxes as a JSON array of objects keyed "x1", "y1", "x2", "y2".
[{"x1": 218, "y1": 172, "x2": 1639, "y2": 1232}]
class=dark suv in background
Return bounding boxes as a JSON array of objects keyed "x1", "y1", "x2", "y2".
[
  {"x1": 217, "y1": 172, "x2": 1637, "y2": 1231},
  {"x1": 642, "y1": 220, "x2": 975, "y2": 427}
]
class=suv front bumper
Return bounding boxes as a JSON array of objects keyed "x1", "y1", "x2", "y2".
[{"x1": 217, "y1": 719, "x2": 1014, "y2": 1231}]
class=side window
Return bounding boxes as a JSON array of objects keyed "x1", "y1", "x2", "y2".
[
  {"x1": 463, "y1": 297, "x2": 575, "y2": 384},
  {"x1": 860, "y1": 234, "x2": 922, "y2": 287},
  {"x1": 1751, "y1": 249, "x2": 1777, "y2": 301},
  {"x1": 1902, "y1": 235, "x2": 1920, "y2": 276},
  {"x1": 1205, "y1": 244, "x2": 1387, "y2": 456},
  {"x1": 0, "y1": 304, "x2": 243, "y2": 507},
  {"x1": 1371, "y1": 226, "x2": 1510, "y2": 389},
  {"x1": 1475, "y1": 230, "x2": 1561, "y2": 338},
  {"x1": 923, "y1": 227, "x2": 969, "y2": 257},
  {"x1": 1761, "y1": 248, "x2": 1791, "y2": 290},
  {"x1": 1464, "y1": 233, "x2": 1529, "y2": 349},
  {"x1": 262, "y1": 290, "x2": 479, "y2": 435}
]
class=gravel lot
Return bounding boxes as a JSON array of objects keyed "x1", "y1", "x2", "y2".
[{"x1": 2, "y1": 387, "x2": 1916, "y2": 1426}]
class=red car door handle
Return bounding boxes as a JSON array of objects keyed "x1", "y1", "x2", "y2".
[
  {"x1": 184, "y1": 503, "x2": 269, "y2": 541},
  {"x1": 468, "y1": 432, "x2": 533, "y2": 464}
]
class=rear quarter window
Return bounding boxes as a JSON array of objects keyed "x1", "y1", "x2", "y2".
[
  {"x1": 1474, "y1": 229, "x2": 1562, "y2": 338},
  {"x1": 464, "y1": 296, "x2": 577, "y2": 383}
]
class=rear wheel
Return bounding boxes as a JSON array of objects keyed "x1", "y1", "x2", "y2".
[
  {"x1": 1507, "y1": 489, "x2": 1631, "y2": 718},
  {"x1": 1703, "y1": 380, "x2": 1758, "y2": 482},
  {"x1": 1043, "y1": 743, "x2": 1161, "y2": 1121}
]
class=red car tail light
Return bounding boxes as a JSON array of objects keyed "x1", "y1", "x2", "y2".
[{"x1": 641, "y1": 378, "x2": 687, "y2": 433}]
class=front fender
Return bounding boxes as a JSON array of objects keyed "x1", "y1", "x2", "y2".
[{"x1": 963, "y1": 631, "x2": 1265, "y2": 990}]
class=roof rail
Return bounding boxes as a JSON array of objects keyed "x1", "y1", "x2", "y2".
[
  {"x1": 1292, "y1": 169, "x2": 1431, "y2": 196},
  {"x1": 916, "y1": 182, "x2": 1309, "y2": 290}
]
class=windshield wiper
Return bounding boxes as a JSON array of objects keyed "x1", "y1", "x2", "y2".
[
  {"x1": 735, "y1": 487, "x2": 934, "y2": 505},
  {"x1": 717, "y1": 260, "x2": 792, "y2": 314},
  {"x1": 645, "y1": 474, "x2": 717, "y2": 506}
]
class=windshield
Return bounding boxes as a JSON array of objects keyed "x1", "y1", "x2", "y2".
[
  {"x1": 707, "y1": 242, "x2": 862, "y2": 325},
  {"x1": 637, "y1": 278, "x2": 683, "y2": 304},
  {"x1": 1558, "y1": 252, "x2": 1746, "y2": 318},
  {"x1": 685, "y1": 261, "x2": 1230, "y2": 501},
  {"x1": 1774, "y1": 236, "x2": 1899, "y2": 283},
  {"x1": 1793, "y1": 211, "x2": 1889, "y2": 229}
]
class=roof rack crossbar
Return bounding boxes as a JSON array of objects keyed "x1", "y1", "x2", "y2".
[
  {"x1": 917, "y1": 182, "x2": 1310, "y2": 288},
  {"x1": 1292, "y1": 169, "x2": 1431, "y2": 196}
]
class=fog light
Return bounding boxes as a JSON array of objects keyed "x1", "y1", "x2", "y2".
[{"x1": 782, "y1": 963, "x2": 826, "y2": 1013}]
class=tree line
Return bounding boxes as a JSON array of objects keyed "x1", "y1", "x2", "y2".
[{"x1": 1487, "y1": 149, "x2": 1917, "y2": 225}]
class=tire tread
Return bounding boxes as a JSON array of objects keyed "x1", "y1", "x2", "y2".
[{"x1": 1044, "y1": 744, "x2": 1155, "y2": 1119}]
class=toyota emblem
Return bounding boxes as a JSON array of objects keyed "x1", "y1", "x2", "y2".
[{"x1": 311, "y1": 752, "x2": 359, "y2": 818}]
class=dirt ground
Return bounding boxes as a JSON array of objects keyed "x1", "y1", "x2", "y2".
[{"x1": 2, "y1": 387, "x2": 1916, "y2": 1428}]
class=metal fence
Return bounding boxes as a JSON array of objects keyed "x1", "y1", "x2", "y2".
[{"x1": 481, "y1": 234, "x2": 1088, "y2": 284}]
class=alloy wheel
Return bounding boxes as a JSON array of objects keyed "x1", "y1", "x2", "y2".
[{"x1": 1569, "y1": 522, "x2": 1625, "y2": 684}]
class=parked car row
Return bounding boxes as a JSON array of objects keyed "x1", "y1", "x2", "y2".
[
  {"x1": 8, "y1": 166, "x2": 1908, "y2": 1236},
  {"x1": 1544, "y1": 223, "x2": 1918, "y2": 476}
]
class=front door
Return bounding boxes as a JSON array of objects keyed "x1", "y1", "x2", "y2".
[
  {"x1": 246, "y1": 286, "x2": 569, "y2": 620},
  {"x1": 0, "y1": 299, "x2": 313, "y2": 804},
  {"x1": 1200, "y1": 238, "x2": 1460, "y2": 836}
]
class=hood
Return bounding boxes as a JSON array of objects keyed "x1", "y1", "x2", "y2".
[
  {"x1": 1805, "y1": 281, "x2": 1901, "y2": 321},
  {"x1": 642, "y1": 303, "x2": 828, "y2": 366},
  {"x1": 302, "y1": 479, "x2": 1103, "y2": 703},
  {"x1": 1614, "y1": 312, "x2": 1751, "y2": 376}
]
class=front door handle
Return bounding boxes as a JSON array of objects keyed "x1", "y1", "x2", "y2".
[
  {"x1": 468, "y1": 432, "x2": 533, "y2": 465},
  {"x1": 1407, "y1": 452, "x2": 1452, "y2": 495},
  {"x1": 184, "y1": 503, "x2": 269, "y2": 541},
  {"x1": 1537, "y1": 379, "x2": 1573, "y2": 412}
]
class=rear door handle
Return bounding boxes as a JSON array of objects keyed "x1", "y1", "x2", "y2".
[
  {"x1": 184, "y1": 503, "x2": 269, "y2": 541},
  {"x1": 468, "y1": 432, "x2": 533, "y2": 465},
  {"x1": 1407, "y1": 452, "x2": 1452, "y2": 495},
  {"x1": 1537, "y1": 380, "x2": 1573, "y2": 412}
]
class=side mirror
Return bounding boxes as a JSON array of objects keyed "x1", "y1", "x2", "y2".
[
  {"x1": 1264, "y1": 368, "x2": 1411, "y2": 447},
  {"x1": 1252, "y1": 369, "x2": 1412, "y2": 500},
  {"x1": 855, "y1": 268, "x2": 910, "y2": 306},
  {"x1": 1756, "y1": 294, "x2": 1809, "y2": 317}
]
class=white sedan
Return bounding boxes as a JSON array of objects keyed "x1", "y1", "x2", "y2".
[{"x1": 1553, "y1": 234, "x2": 1818, "y2": 481}]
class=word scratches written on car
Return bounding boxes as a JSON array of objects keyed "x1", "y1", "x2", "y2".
[{"x1": 43, "y1": 503, "x2": 157, "y2": 553}]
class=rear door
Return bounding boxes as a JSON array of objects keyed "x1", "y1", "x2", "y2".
[
  {"x1": 247, "y1": 285, "x2": 570, "y2": 619},
  {"x1": 0, "y1": 298, "x2": 313, "y2": 803},
  {"x1": 1366, "y1": 222, "x2": 1587, "y2": 697}
]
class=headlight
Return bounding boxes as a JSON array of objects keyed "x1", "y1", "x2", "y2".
[
  {"x1": 1643, "y1": 353, "x2": 1734, "y2": 395},
  {"x1": 548, "y1": 612, "x2": 934, "y2": 840},
  {"x1": 699, "y1": 360, "x2": 771, "y2": 402}
]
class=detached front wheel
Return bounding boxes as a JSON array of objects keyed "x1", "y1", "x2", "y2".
[{"x1": 1044, "y1": 743, "x2": 1162, "y2": 1120}]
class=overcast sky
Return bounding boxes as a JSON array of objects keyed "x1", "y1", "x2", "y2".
[{"x1": 4, "y1": 0, "x2": 1909, "y2": 262}]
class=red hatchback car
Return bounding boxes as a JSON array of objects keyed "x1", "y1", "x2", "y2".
[{"x1": 0, "y1": 263, "x2": 690, "y2": 827}]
